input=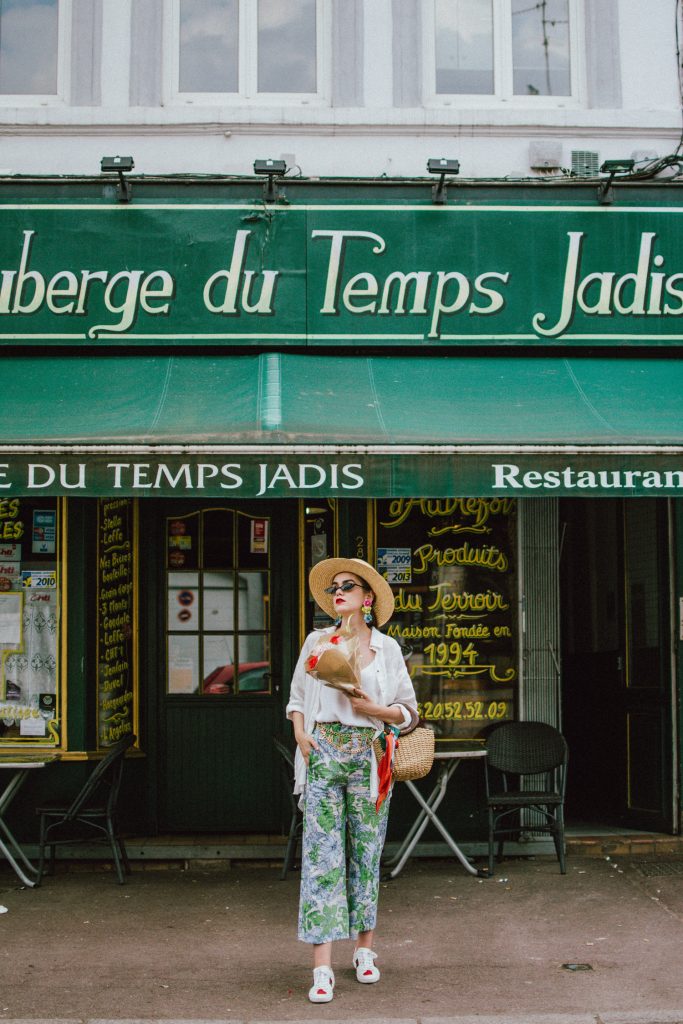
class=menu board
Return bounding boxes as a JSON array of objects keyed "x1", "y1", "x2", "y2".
[
  {"x1": 375, "y1": 498, "x2": 517, "y2": 740},
  {"x1": 96, "y1": 499, "x2": 137, "y2": 747}
]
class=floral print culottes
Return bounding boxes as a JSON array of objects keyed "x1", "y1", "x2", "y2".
[{"x1": 298, "y1": 723, "x2": 390, "y2": 944}]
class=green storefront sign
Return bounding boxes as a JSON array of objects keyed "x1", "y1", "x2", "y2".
[
  {"x1": 1, "y1": 452, "x2": 682, "y2": 498},
  {"x1": 1, "y1": 201, "x2": 683, "y2": 346}
]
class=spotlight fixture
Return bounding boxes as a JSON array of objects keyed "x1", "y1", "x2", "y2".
[
  {"x1": 597, "y1": 158, "x2": 635, "y2": 205},
  {"x1": 427, "y1": 158, "x2": 460, "y2": 205},
  {"x1": 100, "y1": 155, "x2": 134, "y2": 203},
  {"x1": 253, "y1": 158, "x2": 287, "y2": 202}
]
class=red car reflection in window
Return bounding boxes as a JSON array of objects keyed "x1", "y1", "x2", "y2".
[{"x1": 203, "y1": 661, "x2": 269, "y2": 695}]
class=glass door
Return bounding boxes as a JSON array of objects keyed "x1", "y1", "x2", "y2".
[{"x1": 156, "y1": 501, "x2": 291, "y2": 832}]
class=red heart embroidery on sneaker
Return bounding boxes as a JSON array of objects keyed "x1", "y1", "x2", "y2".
[
  {"x1": 363, "y1": 970, "x2": 372, "y2": 975},
  {"x1": 317, "y1": 989, "x2": 327, "y2": 995}
]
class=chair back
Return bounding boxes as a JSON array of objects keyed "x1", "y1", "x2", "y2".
[
  {"x1": 486, "y1": 721, "x2": 568, "y2": 776},
  {"x1": 66, "y1": 733, "x2": 136, "y2": 820}
]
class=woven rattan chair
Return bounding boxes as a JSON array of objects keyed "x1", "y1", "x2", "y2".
[
  {"x1": 273, "y1": 736, "x2": 303, "y2": 880},
  {"x1": 484, "y1": 721, "x2": 569, "y2": 874},
  {"x1": 35, "y1": 733, "x2": 136, "y2": 885}
]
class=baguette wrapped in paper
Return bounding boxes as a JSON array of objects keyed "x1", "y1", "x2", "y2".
[{"x1": 305, "y1": 623, "x2": 361, "y2": 693}]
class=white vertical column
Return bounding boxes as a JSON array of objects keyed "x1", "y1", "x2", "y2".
[
  {"x1": 100, "y1": 0, "x2": 132, "y2": 108},
  {"x1": 363, "y1": 0, "x2": 393, "y2": 108}
]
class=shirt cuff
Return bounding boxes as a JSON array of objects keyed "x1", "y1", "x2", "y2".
[{"x1": 391, "y1": 703, "x2": 415, "y2": 729}]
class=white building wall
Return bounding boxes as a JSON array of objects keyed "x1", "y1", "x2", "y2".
[{"x1": 0, "y1": 0, "x2": 679, "y2": 180}]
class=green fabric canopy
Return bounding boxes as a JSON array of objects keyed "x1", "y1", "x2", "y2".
[{"x1": 2, "y1": 354, "x2": 682, "y2": 447}]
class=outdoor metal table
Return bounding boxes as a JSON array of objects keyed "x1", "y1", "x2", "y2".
[
  {"x1": 0, "y1": 755, "x2": 57, "y2": 887},
  {"x1": 384, "y1": 747, "x2": 488, "y2": 879}
]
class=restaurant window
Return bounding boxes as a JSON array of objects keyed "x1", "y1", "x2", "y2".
[
  {"x1": 426, "y1": 0, "x2": 580, "y2": 103},
  {"x1": 373, "y1": 498, "x2": 518, "y2": 740},
  {"x1": 0, "y1": 0, "x2": 69, "y2": 99},
  {"x1": 170, "y1": 0, "x2": 328, "y2": 104},
  {"x1": 165, "y1": 508, "x2": 271, "y2": 696},
  {"x1": 0, "y1": 497, "x2": 62, "y2": 747}
]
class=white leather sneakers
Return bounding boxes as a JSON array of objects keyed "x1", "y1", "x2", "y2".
[
  {"x1": 308, "y1": 965, "x2": 335, "y2": 1003},
  {"x1": 353, "y1": 946, "x2": 380, "y2": 983}
]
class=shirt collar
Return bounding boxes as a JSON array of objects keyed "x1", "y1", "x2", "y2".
[{"x1": 369, "y1": 627, "x2": 384, "y2": 651}]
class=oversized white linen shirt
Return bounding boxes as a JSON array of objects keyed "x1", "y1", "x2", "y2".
[{"x1": 286, "y1": 626, "x2": 418, "y2": 806}]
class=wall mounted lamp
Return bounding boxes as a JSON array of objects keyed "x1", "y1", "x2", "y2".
[
  {"x1": 254, "y1": 158, "x2": 287, "y2": 202},
  {"x1": 100, "y1": 155, "x2": 134, "y2": 203},
  {"x1": 597, "y1": 158, "x2": 635, "y2": 205},
  {"x1": 427, "y1": 158, "x2": 460, "y2": 204}
]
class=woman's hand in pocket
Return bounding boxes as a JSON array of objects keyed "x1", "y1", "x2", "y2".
[{"x1": 296, "y1": 731, "x2": 319, "y2": 765}]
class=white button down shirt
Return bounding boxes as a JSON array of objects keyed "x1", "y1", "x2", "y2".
[{"x1": 286, "y1": 626, "x2": 418, "y2": 806}]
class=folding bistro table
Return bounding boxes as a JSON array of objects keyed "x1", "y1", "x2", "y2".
[
  {"x1": 383, "y1": 746, "x2": 488, "y2": 879},
  {"x1": 0, "y1": 755, "x2": 57, "y2": 886}
]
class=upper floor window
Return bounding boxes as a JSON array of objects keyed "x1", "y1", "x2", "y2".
[
  {"x1": 427, "y1": 0, "x2": 580, "y2": 104},
  {"x1": 0, "y1": 0, "x2": 66, "y2": 97},
  {"x1": 171, "y1": 0, "x2": 326, "y2": 103}
]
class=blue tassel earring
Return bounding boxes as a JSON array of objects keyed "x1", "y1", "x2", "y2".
[
  {"x1": 363, "y1": 599, "x2": 373, "y2": 625},
  {"x1": 334, "y1": 616, "x2": 342, "y2": 627}
]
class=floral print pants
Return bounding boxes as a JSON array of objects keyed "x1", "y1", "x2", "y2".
[{"x1": 298, "y1": 723, "x2": 390, "y2": 944}]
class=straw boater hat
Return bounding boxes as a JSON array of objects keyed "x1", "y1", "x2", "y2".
[{"x1": 309, "y1": 557, "x2": 395, "y2": 627}]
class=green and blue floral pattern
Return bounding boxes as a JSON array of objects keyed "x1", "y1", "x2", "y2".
[{"x1": 298, "y1": 724, "x2": 390, "y2": 944}]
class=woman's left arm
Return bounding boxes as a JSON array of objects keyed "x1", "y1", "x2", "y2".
[{"x1": 347, "y1": 691, "x2": 406, "y2": 724}]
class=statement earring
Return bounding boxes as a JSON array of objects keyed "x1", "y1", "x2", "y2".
[
  {"x1": 363, "y1": 599, "x2": 373, "y2": 625},
  {"x1": 334, "y1": 616, "x2": 342, "y2": 627}
]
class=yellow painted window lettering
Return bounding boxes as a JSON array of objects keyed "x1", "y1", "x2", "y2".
[
  {"x1": 417, "y1": 700, "x2": 508, "y2": 721},
  {"x1": 423, "y1": 641, "x2": 478, "y2": 667},
  {"x1": 0, "y1": 498, "x2": 23, "y2": 539}
]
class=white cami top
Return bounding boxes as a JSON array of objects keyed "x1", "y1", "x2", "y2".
[{"x1": 316, "y1": 659, "x2": 379, "y2": 728}]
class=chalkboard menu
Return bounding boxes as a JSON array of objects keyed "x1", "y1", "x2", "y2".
[
  {"x1": 375, "y1": 498, "x2": 517, "y2": 740},
  {"x1": 96, "y1": 498, "x2": 137, "y2": 748}
]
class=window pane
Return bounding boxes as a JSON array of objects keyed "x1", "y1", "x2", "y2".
[
  {"x1": 179, "y1": 0, "x2": 238, "y2": 92},
  {"x1": 512, "y1": 0, "x2": 570, "y2": 96},
  {"x1": 167, "y1": 513, "x2": 199, "y2": 570},
  {"x1": 203, "y1": 573, "x2": 234, "y2": 630},
  {"x1": 237, "y1": 514, "x2": 270, "y2": 568},
  {"x1": 168, "y1": 586, "x2": 199, "y2": 631},
  {"x1": 435, "y1": 0, "x2": 493, "y2": 95},
  {"x1": 203, "y1": 634, "x2": 235, "y2": 693},
  {"x1": 0, "y1": 0, "x2": 58, "y2": 94},
  {"x1": 202, "y1": 509, "x2": 234, "y2": 569},
  {"x1": 168, "y1": 634, "x2": 199, "y2": 693},
  {"x1": 258, "y1": 0, "x2": 316, "y2": 93},
  {"x1": 237, "y1": 572, "x2": 269, "y2": 630},
  {"x1": 237, "y1": 634, "x2": 270, "y2": 692}
]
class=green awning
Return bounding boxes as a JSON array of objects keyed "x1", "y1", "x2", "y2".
[
  {"x1": 2, "y1": 353, "x2": 683, "y2": 445},
  {"x1": 1, "y1": 354, "x2": 682, "y2": 496}
]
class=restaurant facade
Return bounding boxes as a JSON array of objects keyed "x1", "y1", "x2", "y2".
[{"x1": 1, "y1": 174, "x2": 682, "y2": 845}]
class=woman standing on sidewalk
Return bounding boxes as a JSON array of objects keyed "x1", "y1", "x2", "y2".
[{"x1": 286, "y1": 557, "x2": 417, "y2": 1004}]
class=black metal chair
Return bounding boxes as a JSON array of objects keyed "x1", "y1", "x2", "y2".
[
  {"x1": 273, "y1": 736, "x2": 303, "y2": 880},
  {"x1": 484, "y1": 721, "x2": 569, "y2": 875},
  {"x1": 35, "y1": 733, "x2": 136, "y2": 885}
]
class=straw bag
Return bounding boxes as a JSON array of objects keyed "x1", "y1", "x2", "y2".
[{"x1": 373, "y1": 709, "x2": 435, "y2": 782}]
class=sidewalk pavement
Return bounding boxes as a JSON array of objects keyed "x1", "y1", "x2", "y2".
[{"x1": 2, "y1": 853, "x2": 683, "y2": 1024}]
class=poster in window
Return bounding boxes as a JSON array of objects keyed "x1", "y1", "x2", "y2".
[{"x1": 0, "y1": 498, "x2": 61, "y2": 745}]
